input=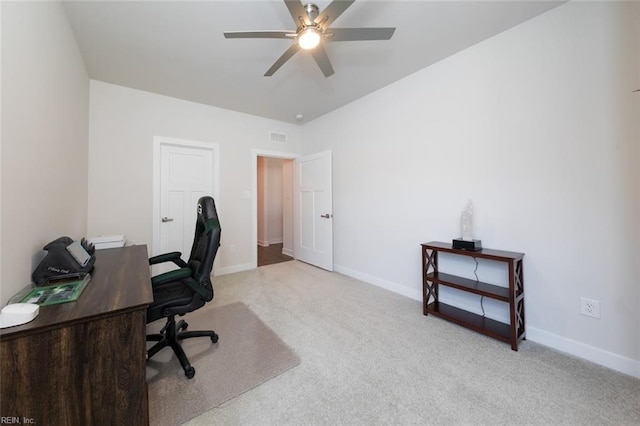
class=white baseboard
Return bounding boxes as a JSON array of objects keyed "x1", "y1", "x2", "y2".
[
  {"x1": 215, "y1": 262, "x2": 254, "y2": 276},
  {"x1": 335, "y1": 263, "x2": 640, "y2": 379},
  {"x1": 282, "y1": 247, "x2": 294, "y2": 257},
  {"x1": 334, "y1": 264, "x2": 422, "y2": 301},
  {"x1": 526, "y1": 326, "x2": 640, "y2": 378},
  {"x1": 258, "y1": 238, "x2": 284, "y2": 247}
]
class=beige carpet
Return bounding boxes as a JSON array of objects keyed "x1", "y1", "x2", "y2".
[
  {"x1": 146, "y1": 301, "x2": 301, "y2": 426},
  {"x1": 184, "y1": 261, "x2": 640, "y2": 425}
]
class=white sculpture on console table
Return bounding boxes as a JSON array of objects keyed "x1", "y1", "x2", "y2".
[
  {"x1": 461, "y1": 200, "x2": 474, "y2": 241},
  {"x1": 454, "y1": 200, "x2": 481, "y2": 251}
]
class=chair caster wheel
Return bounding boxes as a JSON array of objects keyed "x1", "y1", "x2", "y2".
[
  {"x1": 211, "y1": 333, "x2": 219, "y2": 343},
  {"x1": 185, "y1": 366, "x2": 195, "y2": 379},
  {"x1": 180, "y1": 321, "x2": 189, "y2": 331}
]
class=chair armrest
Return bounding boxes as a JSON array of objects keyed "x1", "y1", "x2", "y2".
[
  {"x1": 182, "y1": 279, "x2": 210, "y2": 299},
  {"x1": 151, "y1": 267, "x2": 192, "y2": 287},
  {"x1": 149, "y1": 252, "x2": 187, "y2": 268}
]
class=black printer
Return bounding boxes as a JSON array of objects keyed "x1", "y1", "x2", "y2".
[{"x1": 32, "y1": 236, "x2": 95, "y2": 285}]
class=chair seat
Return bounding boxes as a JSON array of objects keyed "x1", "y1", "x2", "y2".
[{"x1": 147, "y1": 280, "x2": 205, "y2": 324}]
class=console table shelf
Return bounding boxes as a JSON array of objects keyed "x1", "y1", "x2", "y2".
[
  {"x1": 421, "y1": 241, "x2": 525, "y2": 351},
  {"x1": 426, "y1": 302, "x2": 512, "y2": 343},
  {"x1": 427, "y1": 272, "x2": 510, "y2": 302}
]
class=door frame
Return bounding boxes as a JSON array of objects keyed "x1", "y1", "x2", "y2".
[
  {"x1": 251, "y1": 149, "x2": 298, "y2": 269},
  {"x1": 152, "y1": 136, "x2": 220, "y2": 256}
]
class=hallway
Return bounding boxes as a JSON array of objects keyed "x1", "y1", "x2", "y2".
[{"x1": 257, "y1": 243, "x2": 293, "y2": 267}]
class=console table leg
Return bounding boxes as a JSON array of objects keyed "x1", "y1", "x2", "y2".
[{"x1": 422, "y1": 247, "x2": 438, "y2": 315}]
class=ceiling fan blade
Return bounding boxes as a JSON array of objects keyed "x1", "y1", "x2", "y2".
[
  {"x1": 315, "y1": 0, "x2": 355, "y2": 29},
  {"x1": 265, "y1": 43, "x2": 301, "y2": 76},
  {"x1": 310, "y1": 45, "x2": 335, "y2": 78},
  {"x1": 325, "y1": 27, "x2": 396, "y2": 42},
  {"x1": 284, "y1": 0, "x2": 311, "y2": 26},
  {"x1": 224, "y1": 30, "x2": 296, "y2": 39}
]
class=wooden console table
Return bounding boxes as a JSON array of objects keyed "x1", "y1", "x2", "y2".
[
  {"x1": 0, "y1": 245, "x2": 153, "y2": 425},
  {"x1": 421, "y1": 241, "x2": 525, "y2": 350}
]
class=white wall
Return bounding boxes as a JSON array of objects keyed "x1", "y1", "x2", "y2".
[
  {"x1": 282, "y1": 159, "x2": 294, "y2": 256},
  {"x1": 257, "y1": 156, "x2": 267, "y2": 246},
  {"x1": 257, "y1": 157, "x2": 285, "y2": 247},
  {"x1": 266, "y1": 158, "x2": 284, "y2": 245},
  {"x1": 302, "y1": 1, "x2": 640, "y2": 376},
  {"x1": 1, "y1": 1, "x2": 89, "y2": 305},
  {"x1": 1, "y1": 2, "x2": 4, "y2": 304},
  {"x1": 88, "y1": 81, "x2": 303, "y2": 274}
]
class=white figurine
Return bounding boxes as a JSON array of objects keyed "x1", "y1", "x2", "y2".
[{"x1": 460, "y1": 201, "x2": 474, "y2": 241}]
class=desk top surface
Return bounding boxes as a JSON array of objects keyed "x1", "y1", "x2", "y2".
[{"x1": 1, "y1": 245, "x2": 153, "y2": 339}]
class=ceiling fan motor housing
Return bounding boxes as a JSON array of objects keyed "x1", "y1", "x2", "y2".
[{"x1": 304, "y1": 3, "x2": 320, "y2": 22}]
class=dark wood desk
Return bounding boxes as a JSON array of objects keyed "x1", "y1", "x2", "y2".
[{"x1": 0, "y1": 245, "x2": 153, "y2": 425}]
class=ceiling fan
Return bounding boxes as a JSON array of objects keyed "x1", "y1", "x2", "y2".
[{"x1": 223, "y1": 0, "x2": 396, "y2": 78}]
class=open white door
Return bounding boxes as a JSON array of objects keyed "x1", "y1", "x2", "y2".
[{"x1": 293, "y1": 151, "x2": 333, "y2": 271}]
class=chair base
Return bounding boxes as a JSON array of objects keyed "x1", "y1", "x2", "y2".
[{"x1": 147, "y1": 315, "x2": 218, "y2": 379}]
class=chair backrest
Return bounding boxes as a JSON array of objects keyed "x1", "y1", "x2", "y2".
[{"x1": 186, "y1": 196, "x2": 221, "y2": 302}]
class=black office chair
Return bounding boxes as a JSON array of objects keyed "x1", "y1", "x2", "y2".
[{"x1": 146, "y1": 196, "x2": 221, "y2": 379}]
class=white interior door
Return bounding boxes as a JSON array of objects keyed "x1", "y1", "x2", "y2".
[
  {"x1": 293, "y1": 150, "x2": 333, "y2": 271},
  {"x1": 153, "y1": 138, "x2": 219, "y2": 271}
]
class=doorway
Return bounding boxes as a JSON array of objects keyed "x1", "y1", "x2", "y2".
[
  {"x1": 152, "y1": 136, "x2": 220, "y2": 273},
  {"x1": 257, "y1": 156, "x2": 294, "y2": 267},
  {"x1": 251, "y1": 149, "x2": 333, "y2": 270}
]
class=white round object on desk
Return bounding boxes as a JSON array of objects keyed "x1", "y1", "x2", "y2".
[{"x1": 0, "y1": 303, "x2": 39, "y2": 328}]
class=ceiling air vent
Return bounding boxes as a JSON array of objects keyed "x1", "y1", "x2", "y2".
[{"x1": 269, "y1": 131, "x2": 287, "y2": 144}]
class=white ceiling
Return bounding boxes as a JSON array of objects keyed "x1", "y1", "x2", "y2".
[{"x1": 62, "y1": 1, "x2": 564, "y2": 124}]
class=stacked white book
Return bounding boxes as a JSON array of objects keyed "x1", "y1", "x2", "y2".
[{"x1": 88, "y1": 235, "x2": 127, "y2": 250}]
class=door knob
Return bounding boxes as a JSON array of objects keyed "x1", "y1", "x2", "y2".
[
  {"x1": 320, "y1": 214, "x2": 332, "y2": 219},
  {"x1": 161, "y1": 217, "x2": 174, "y2": 222}
]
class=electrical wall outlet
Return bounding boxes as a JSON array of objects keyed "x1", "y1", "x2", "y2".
[{"x1": 580, "y1": 297, "x2": 601, "y2": 318}]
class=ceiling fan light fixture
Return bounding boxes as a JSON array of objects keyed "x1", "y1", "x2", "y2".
[
  {"x1": 298, "y1": 28, "x2": 321, "y2": 49},
  {"x1": 223, "y1": 0, "x2": 396, "y2": 78}
]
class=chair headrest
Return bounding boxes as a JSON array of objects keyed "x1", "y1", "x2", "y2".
[{"x1": 197, "y1": 196, "x2": 220, "y2": 230}]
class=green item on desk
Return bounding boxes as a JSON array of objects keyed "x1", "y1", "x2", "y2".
[{"x1": 10, "y1": 273, "x2": 91, "y2": 306}]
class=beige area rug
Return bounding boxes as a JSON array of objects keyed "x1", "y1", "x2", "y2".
[{"x1": 146, "y1": 302, "x2": 301, "y2": 426}]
